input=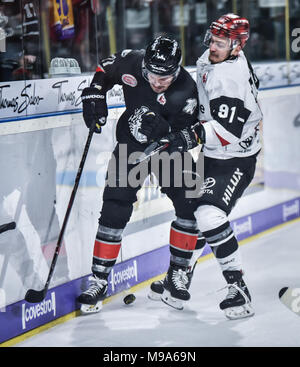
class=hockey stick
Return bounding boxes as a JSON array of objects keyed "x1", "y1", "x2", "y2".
[
  {"x1": 25, "y1": 109, "x2": 100, "y2": 303},
  {"x1": 0, "y1": 221, "x2": 16, "y2": 234},
  {"x1": 279, "y1": 287, "x2": 300, "y2": 316},
  {"x1": 0, "y1": 222, "x2": 16, "y2": 288},
  {"x1": 131, "y1": 138, "x2": 170, "y2": 165}
]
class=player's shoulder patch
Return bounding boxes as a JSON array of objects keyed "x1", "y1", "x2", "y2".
[{"x1": 183, "y1": 98, "x2": 198, "y2": 115}]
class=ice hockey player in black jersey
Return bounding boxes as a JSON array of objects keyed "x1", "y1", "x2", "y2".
[
  {"x1": 150, "y1": 15, "x2": 262, "y2": 320},
  {"x1": 77, "y1": 36, "x2": 206, "y2": 313}
]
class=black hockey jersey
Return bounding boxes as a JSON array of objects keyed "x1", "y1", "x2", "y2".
[{"x1": 91, "y1": 49, "x2": 199, "y2": 146}]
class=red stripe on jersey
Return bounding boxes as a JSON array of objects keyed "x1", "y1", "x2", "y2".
[
  {"x1": 96, "y1": 64, "x2": 105, "y2": 73},
  {"x1": 215, "y1": 131, "x2": 230, "y2": 146},
  {"x1": 93, "y1": 239, "x2": 121, "y2": 260},
  {"x1": 170, "y1": 227, "x2": 198, "y2": 251}
]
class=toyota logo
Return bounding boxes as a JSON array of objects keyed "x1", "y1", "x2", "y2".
[{"x1": 201, "y1": 177, "x2": 216, "y2": 189}]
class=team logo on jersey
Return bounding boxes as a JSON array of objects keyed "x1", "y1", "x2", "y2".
[
  {"x1": 183, "y1": 98, "x2": 197, "y2": 115},
  {"x1": 200, "y1": 177, "x2": 216, "y2": 194},
  {"x1": 239, "y1": 136, "x2": 254, "y2": 149},
  {"x1": 157, "y1": 93, "x2": 166, "y2": 105},
  {"x1": 122, "y1": 74, "x2": 137, "y2": 87},
  {"x1": 202, "y1": 72, "x2": 208, "y2": 84},
  {"x1": 128, "y1": 106, "x2": 149, "y2": 143}
]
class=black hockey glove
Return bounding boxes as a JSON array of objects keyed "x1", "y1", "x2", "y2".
[
  {"x1": 167, "y1": 127, "x2": 198, "y2": 153},
  {"x1": 81, "y1": 85, "x2": 108, "y2": 134},
  {"x1": 139, "y1": 111, "x2": 170, "y2": 142}
]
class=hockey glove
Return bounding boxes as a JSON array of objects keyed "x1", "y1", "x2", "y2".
[
  {"x1": 81, "y1": 85, "x2": 108, "y2": 133},
  {"x1": 167, "y1": 127, "x2": 198, "y2": 153},
  {"x1": 139, "y1": 111, "x2": 170, "y2": 142}
]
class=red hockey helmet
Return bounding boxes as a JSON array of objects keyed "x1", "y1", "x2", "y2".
[{"x1": 205, "y1": 13, "x2": 250, "y2": 49}]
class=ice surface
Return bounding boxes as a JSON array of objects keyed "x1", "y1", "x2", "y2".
[{"x1": 15, "y1": 220, "x2": 300, "y2": 347}]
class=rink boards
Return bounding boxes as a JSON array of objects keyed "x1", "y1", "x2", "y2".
[
  {"x1": 1, "y1": 62, "x2": 300, "y2": 344},
  {"x1": 1, "y1": 195, "x2": 299, "y2": 345}
]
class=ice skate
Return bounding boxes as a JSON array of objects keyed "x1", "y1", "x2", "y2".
[
  {"x1": 161, "y1": 265, "x2": 191, "y2": 310},
  {"x1": 77, "y1": 275, "x2": 108, "y2": 315},
  {"x1": 148, "y1": 279, "x2": 164, "y2": 301},
  {"x1": 220, "y1": 270, "x2": 254, "y2": 320},
  {"x1": 148, "y1": 262, "x2": 196, "y2": 301}
]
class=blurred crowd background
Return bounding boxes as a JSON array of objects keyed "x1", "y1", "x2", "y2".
[{"x1": 0, "y1": 0, "x2": 299, "y2": 82}]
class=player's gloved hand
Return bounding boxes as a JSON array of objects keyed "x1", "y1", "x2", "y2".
[
  {"x1": 139, "y1": 111, "x2": 170, "y2": 142},
  {"x1": 81, "y1": 85, "x2": 108, "y2": 133},
  {"x1": 167, "y1": 127, "x2": 198, "y2": 153}
]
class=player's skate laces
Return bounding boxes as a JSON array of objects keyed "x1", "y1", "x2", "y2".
[
  {"x1": 148, "y1": 263, "x2": 195, "y2": 301},
  {"x1": 77, "y1": 275, "x2": 108, "y2": 314},
  {"x1": 171, "y1": 268, "x2": 189, "y2": 293},
  {"x1": 219, "y1": 270, "x2": 254, "y2": 320},
  {"x1": 161, "y1": 266, "x2": 191, "y2": 310}
]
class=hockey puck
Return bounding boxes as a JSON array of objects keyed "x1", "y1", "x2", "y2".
[{"x1": 123, "y1": 294, "x2": 136, "y2": 305}]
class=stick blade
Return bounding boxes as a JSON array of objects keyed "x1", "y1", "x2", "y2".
[
  {"x1": 0, "y1": 221, "x2": 16, "y2": 234},
  {"x1": 25, "y1": 288, "x2": 47, "y2": 303},
  {"x1": 279, "y1": 287, "x2": 300, "y2": 316}
]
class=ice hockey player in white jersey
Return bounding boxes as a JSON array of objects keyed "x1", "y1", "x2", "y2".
[
  {"x1": 197, "y1": 17, "x2": 262, "y2": 160},
  {"x1": 194, "y1": 14, "x2": 262, "y2": 319},
  {"x1": 149, "y1": 14, "x2": 262, "y2": 320}
]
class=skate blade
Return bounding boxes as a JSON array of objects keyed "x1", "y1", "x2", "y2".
[
  {"x1": 161, "y1": 290, "x2": 185, "y2": 310},
  {"x1": 148, "y1": 290, "x2": 163, "y2": 301},
  {"x1": 80, "y1": 301, "x2": 103, "y2": 315},
  {"x1": 224, "y1": 303, "x2": 255, "y2": 320}
]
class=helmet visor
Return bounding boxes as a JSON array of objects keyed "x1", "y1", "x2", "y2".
[
  {"x1": 142, "y1": 60, "x2": 180, "y2": 83},
  {"x1": 147, "y1": 72, "x2": 174, "y2": 85},
  {"x1": 203, "y1": 30, "x2": 239, "y2": 50}
]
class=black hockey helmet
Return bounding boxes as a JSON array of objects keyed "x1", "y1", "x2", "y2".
[{"x1": 142, "y1": 36, "x2": 182, "y2": 80}]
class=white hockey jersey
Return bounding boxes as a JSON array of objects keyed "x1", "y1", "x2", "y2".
[{"x1": 196, "y1": 49, "x2": 263, "y2": 159}]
